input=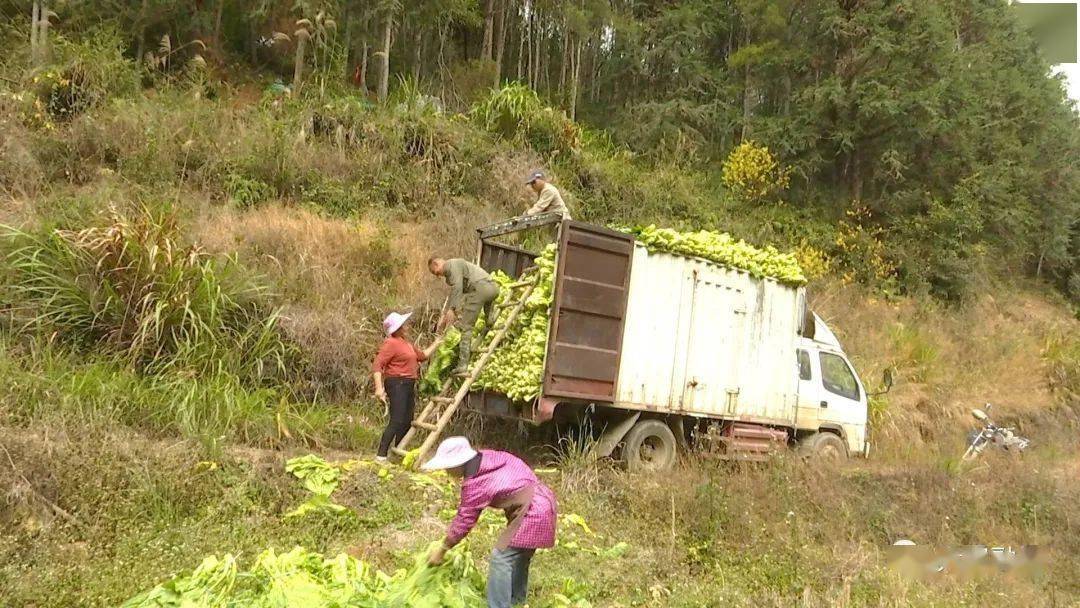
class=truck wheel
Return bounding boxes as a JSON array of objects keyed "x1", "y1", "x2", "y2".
[
  {"x1": 622, "y1": 419, "x2": 678, "y2": 472},
  {"x1": 798, "y1": 432, "x2": 847, "y2": 464}
]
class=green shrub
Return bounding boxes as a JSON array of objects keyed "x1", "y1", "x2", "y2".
[
  {"x1": 299, "y1": 179, "x2": 366, "y2": 216},
  {"x1": 1, "y1": 206, "x2": 290, "y2": 383},
  {"x1": 26, "y1": 28, "x2": 140, "y2": 124},
  {"x1": 1044, "y1": 331, "x2": 1080, "y2": 403},
  {"x1": 472, "y1": 83, "x2": 580, "y2": 157},
  {"x1": 225, "y1": 171, "x2": 275, "y2": 208},
  {"x1": 890, "y1": 188, "x2": 986, "y2": 300}
]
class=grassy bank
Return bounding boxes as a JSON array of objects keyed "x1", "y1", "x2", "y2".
[
  {"x1": 2, "y1": 420, "x2": 1078, "y2": 607},
  {"x1": 2, "y1": 27, "x2": 1079, "y2": 608}
]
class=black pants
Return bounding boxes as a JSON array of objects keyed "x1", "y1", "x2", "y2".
[{"x1": 377, "y1": 377, "x2": 416, "y2": 457}]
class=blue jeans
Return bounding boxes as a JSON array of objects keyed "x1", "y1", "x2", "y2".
[{"x1": 487, "y1": 547, "x2": 535, "y2": 608}]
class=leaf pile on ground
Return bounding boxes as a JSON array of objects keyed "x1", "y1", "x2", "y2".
[
  {"x1": 284, "y1": 454, "x2": 358, "y2": 518},
  {"x1": 121, "y1": 543, "x2": 486, "y2": 608}
]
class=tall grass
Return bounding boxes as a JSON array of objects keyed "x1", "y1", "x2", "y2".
[
  {"x1": 0, "y1": 338, "x2": 375, "y2": 450},
  {"x1": 1044, "y1": 331, "x2": 1080, "y2": 404},
  {"x1": 1, "y1": 206, "x2": 290, "y2": 384},
  {"x1": 471, "y1": 83, "x2": 581, "y2": 157}
]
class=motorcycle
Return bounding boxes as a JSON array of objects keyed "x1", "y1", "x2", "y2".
[{"x1": 961, "y1": 404, "x2": 1030, "y2": 461}]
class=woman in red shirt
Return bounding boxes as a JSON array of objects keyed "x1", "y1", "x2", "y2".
[{"x1": 372, "y1": 312, "x2": 443, "y2": 461}]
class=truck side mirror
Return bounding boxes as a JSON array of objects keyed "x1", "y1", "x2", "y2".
[{"x1": 883, "y1": 369, "x2": 894, "y2": 390}]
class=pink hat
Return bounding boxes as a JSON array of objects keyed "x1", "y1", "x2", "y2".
[
  {"x1": 383, "y1": 312, "x2": 412, "y2": 336},
  {"x1": 421, "y1": 436, "x2": 478, "y2": 471}
]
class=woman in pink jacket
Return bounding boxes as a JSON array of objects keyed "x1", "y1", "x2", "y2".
[{"x1": 423, "y1": 437, "x2": 557, "y2": 608}]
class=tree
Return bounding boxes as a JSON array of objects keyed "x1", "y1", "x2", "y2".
[
  {"x1": 481, "y1": 0, "x2": 495, "y2": 60},
  {"x1": 376, "y1": 4, "x2": 394, "y2": 102},
  {"x1": 293, "y1": 19, "x2": 311, "y2": 89}
]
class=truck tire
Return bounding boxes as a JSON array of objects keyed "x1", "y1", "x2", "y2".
[
  {"x1": 622, "y1": 419, "x2": 678, "y2": 472},
  {"x1": 798, "y1": 431, "x2": 848, "y2": 464}
]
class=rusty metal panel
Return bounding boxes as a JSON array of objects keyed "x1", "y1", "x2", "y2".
[
  {"x1": 543, "y1": 222, "x2": 634, "y2": 402},
  {"x1": 479, "y1": 242, "x2": 534, "y2": 279}
]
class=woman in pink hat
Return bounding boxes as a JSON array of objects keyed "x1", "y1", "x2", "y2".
[
  {"x1": 423, "y1": 436, "x2": 557, "y2": 608},
  {"x1": 371, "y1": 312, "x2": 443, "y2": 462}
]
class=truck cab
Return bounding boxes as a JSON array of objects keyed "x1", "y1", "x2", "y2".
[{"x1": 795, "y1": 315, "x2": 869, "y2": 457}]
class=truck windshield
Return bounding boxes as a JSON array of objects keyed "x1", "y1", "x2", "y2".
[{"x1": 819, "y1": 352, "x2": 860, "y2": 401}]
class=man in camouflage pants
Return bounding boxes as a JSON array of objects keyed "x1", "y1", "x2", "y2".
[{"x1": 428, "y1": 256, "x2": 501, "y2": 375}]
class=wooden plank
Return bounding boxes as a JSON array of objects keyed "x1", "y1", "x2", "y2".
[
  {"x1": 566, "y1": 229, "x2": 635, "y2": 255},
  {"x1": 548, "y1": 346, "x2": 619, "y2": 380},
  {"x1": 559, "y1": 278, "x2": 628, "y2": 318}
]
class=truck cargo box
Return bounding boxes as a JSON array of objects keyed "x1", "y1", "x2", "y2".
[
  {"x1": 615, "y1": 245, "x2": 805, "y2": 426},
  {"x1": 469, "y1": 215, "x2": 809, "y2": 429}
]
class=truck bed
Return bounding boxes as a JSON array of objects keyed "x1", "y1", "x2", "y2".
[{"x1": 470, "y1": 217, "x2": 807, "y2": 427}]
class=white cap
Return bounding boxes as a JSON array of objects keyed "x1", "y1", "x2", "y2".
[
  {"x1": 383, "y1": 312, "x2": 412, "y2": 336},
  {"x1": 421, "y1": 436, "x2": 478, "y2": 471}
]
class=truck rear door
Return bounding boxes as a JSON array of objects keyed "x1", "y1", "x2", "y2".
[{"x1": 542, "y1": 222, "x2": 635, "y2": 404}]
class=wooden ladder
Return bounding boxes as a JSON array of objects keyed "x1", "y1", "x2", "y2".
[{"x1": 391, "y1": 269, "x2": 540, "y2": 464}]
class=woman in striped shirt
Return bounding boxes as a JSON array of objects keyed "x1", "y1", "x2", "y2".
[{"x1": 423, "y1": 436, "x2": 558, "y2": 608}]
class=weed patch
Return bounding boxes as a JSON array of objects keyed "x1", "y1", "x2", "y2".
[{"x1": 1, "y1": 206, "x2": 290, "y2": 383}]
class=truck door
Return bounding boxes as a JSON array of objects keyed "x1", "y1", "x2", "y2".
[
  {"x1": 794, "y1": 348, "x2": 822, "y2": 430},
  {"x1": 542, "y1": 222, "x2": 635, "y2": 405},
  {"x1": 816, "y1": 351, "x2": 867, "y2": 453}
]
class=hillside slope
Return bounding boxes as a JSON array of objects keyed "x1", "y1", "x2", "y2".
[{"x1": 1, "y1": 31, "x2": 1079, "y2": 607}]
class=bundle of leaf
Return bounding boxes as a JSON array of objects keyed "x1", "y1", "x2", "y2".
[
  {"x1": 381, "y1": 542, "x2": 486, "y2": 607},
  {"x1": 625, "y1": 225, "x2": 807, "y2": 286},
  {"x1": 419, "y1": 327, "x2": 462, "y2": 395},
  {"x1": 121, "y1": 543, "x2": 488, "y2": 607},
  {"x1": 284, "y1": 454, "x2": 357, "y2": 518}
]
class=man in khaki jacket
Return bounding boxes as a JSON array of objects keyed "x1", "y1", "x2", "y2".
[
  {"x1": 428, "y1": 257, "x2": 500, "y2": 374},
  {"x1": 525, "y1": 172, "x2": 571, "y2": 220}
]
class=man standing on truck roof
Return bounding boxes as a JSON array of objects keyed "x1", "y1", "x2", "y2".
[
  {"x1": 428, "y1": 256, "x2": 500, "y2": 375},
  {"x1": 524, "y1": 171, "x2": 571, "y2": 220}
]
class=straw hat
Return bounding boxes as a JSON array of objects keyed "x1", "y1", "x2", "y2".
[
  {"x1": 421, "y1": 437, "x2": 478, "y2": 471},
  {"x1": 382, "y1": 311, "x2": 413, "y2": 336}
]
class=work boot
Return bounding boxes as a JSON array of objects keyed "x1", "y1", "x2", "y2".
[{"x1": 454, "y1": 335, "x2": 472, "y2": 376}]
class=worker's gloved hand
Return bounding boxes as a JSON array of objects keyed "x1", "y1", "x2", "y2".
[{"x1": 427, "y1": 543, "x2": 448, "y2": 567}]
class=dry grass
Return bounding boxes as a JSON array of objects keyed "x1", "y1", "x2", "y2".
[
  {"x1": 0, "y1": 106, "x2": 46, "y2": 200},
  {"x1": 813, "y1": 281, "x2": 1079, "y2": 462},
  {"x1": 191, "y1": 202, "x2": 513, "y2": 401},
  {"x1": 5, "y1": 420, "x2": 1077, "y2": 607}
]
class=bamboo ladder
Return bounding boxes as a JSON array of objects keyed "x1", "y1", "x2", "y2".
[{"x1": 391, "y1": 267, "x2": 540, "y2": 464}]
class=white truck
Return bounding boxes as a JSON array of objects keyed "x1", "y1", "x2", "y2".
[{"x1": 466, "y1": 214, "x2": 890, "y2": 471}]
